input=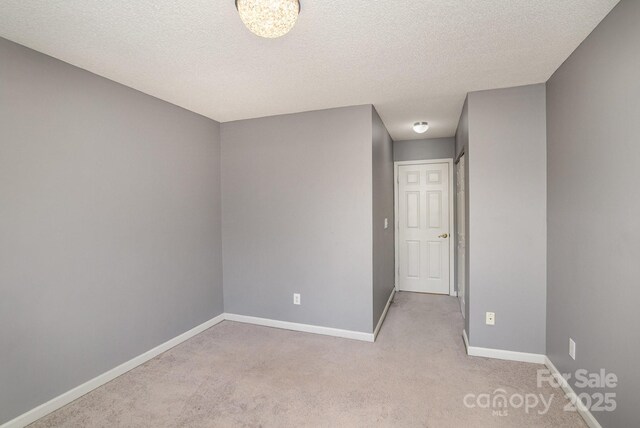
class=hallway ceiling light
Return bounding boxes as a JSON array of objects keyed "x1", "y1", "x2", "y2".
[
  {"x1": 413, "y1": 122, "x2": 429, "y2": 134},
  {"x1": 235, "y1": 0, "x2": 300, "y2": 38}
]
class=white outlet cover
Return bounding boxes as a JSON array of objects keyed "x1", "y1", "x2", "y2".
[
  {"x1": 384, "y1": 218, "x2": 389, "y2": 229},
  {"x1": 486, "y1": 312, "x2": 495, "y2": 326},
  {"x1": 569, "y1": 338, "x2": 576, "y2": 360},
  {"x1": 293, "y1": 293, "x2": 301, "y2": 305}
]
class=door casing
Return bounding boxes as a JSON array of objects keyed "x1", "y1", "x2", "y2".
[
  {"x1": 456, "y1": 155, "x2": 466, "y2": 316},
  {"x1": 394, "y1": 159, "x2": 455, "y2": 296}
]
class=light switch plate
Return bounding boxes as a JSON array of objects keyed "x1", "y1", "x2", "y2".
[{"x1": 569, "y1": 338, "x2": 576, "y2": 360}]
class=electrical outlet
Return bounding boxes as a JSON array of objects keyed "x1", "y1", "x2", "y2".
[
  {"x1": 569, "y1": 338, "x2": 576, "y2": 360},
  {"x1": 384, "y1": 218, "x2": 389, "y2": 229},
  {"x1": 293, "y1": 293, "x2": 301, "y2": 305},
  {"x1": 485, "y1": 312, "x2": 495, "y2": 326}
]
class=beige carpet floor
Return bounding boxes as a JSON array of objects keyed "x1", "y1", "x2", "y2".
[{"x1": 30, "y1": 292, "x2": 585, "y2": 427}]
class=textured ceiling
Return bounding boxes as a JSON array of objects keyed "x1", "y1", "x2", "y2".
[{"x1": 0, "y1": 0, "x2": 619, "y2": 140}]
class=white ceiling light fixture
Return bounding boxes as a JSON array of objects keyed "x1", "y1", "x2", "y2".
[
  {"x1": 235, "y1": 0, "x2": 300, "y2": 38},
  {"x1": 413, "y1": 122, "x2": 429, "y2": 134}
]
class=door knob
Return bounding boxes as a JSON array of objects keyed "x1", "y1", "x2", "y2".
[{"x1": 439, "y1": 233, "x2": 449, "y2": 238}]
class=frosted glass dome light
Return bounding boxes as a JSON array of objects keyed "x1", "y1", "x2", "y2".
[
  {"x1": 413, "y1": 122, "x2": 429, "y2": 134},
  {"x1": 236, "y1": 0, "x2": 300, "y2": 38}
]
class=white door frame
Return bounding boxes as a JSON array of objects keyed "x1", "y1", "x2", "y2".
[
  {"x1": 456, "y1": 155, "x2": 466, "y2": 316},
  {"x1": 394, "y1": 159, "x2": 455, "y2": 296}
]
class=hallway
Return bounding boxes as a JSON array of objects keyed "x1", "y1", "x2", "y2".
[{"x1": 31, "y1": 293, "x2": 585, "y2": 427}]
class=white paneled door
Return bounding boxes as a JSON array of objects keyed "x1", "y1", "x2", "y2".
[{"x1": 397, "y1": 162, "x2": 451, "y2": 294}]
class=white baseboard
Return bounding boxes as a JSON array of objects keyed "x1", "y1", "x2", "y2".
[
  {"x1": 449, "y1": 290, "x2": 458, "y2": 297},
  {"x1": 462, "y1": 334, "x2": 602, "y2": 427},
  {"x1": 544, "y1": 357, "x2": 602, "y2": 428},
  {"x1": 462, "y1": 329, "x2": 546, "y2": 364},
  {"x1": 0, "y1": 314, "x2": 225, "y2": 428},
  {"x1": 373, "y1": 288, "x2": 395, "y2": 340},
  {"x1": 5, "y1": 315, "x2": 603, "y2": 428},
  {"x1": 5, "y1": 311, "x2": 381, "y2": 427},
  {"x1": 462, "y1": 329, "x2": 470, "y2": 351},
  {"x1": 224, "y1": 313, "x2": 374, "y2": 342}
]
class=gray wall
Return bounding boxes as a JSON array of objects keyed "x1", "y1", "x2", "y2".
[
  {"x1": 372, "y1": 107, "x2": 395, "y2": 328},
  {"x1": 221, "y1": 106, "x2": 374, "y2": 333},
  {"x1": 0, "y1": 38, "x2": 223, "y2": 423},
  {"x1": 393, "y1": 137, "x2": 455, "y2": 161},
  {"x1": 466, "y1": 84, "x2": 547, "y2": 354},
  {"x1": 546, "y1": 1, "x2": 639, "y2": 426}
]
